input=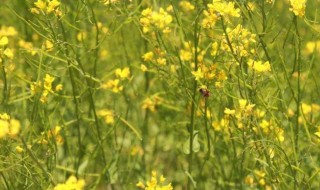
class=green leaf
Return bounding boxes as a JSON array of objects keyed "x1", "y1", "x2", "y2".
[{"x1": 183, "y1": 131, "x2": 200, "y2": 154}]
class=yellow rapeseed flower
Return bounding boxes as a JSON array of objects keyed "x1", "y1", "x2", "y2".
[
  {"x1": 0, "y1": 36, "x2": 9, "y2": 46},
  {"x1": 115, "y1": 67, "x2": 130, "y2": 79},
  {"x1": 289, "y1": 0, "x2": 307, "y2": 17}
]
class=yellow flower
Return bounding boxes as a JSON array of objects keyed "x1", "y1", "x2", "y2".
[
  {"x1": 142, "y1": 51, "x2": 154, "y2": 61},
  {"x1": 179, "y1": 1, "x2": 195, "y2": 12},
  {"x1": 137, "y1": 171, "x2": 173, "y2": 190},
  {"x1": 54, "y1": 175, "x2": 85, "y2": 190},
  {"x1": 34, "y1": 0, "x2": 46, "y2": 11},
  {"x1": 0, "y1": 36, "x2": 9, "y2": 46},
  {"x1": 247, "y1": 59, "x2": 271, "y2": 73},
  {"x1": 191, "y1": 68, "x2": 204, "y2": 81},
  {"x1": 115, "y1": 67, "x2": 130, "y2": 79},
  {"x1": 76, "y1": 31, "x2": 87, "y2": 41},
  {"x1": 16, "y1": 146, "x2": 24, "y2": 153},
  {"x1": 47, "y1": 0, "x2": 60, "y2": 13},
  {"x1": 8, "y1": 119, "x2": 20, "y2": 137},
  {"x1": 156, "y1": 58, "x2": 166, "y2": 65},
  {"x1": 141, "y1": 64, "x2": 148, "y2": 72},
  {"x1": 0, "y1": 120, "x2": 9, "y2": 138},
  {"x1": 44, "y1": 40, "x2": 54, "y2": 51},
  {"x1": 0, "y1": 113, "x2": 20, "y2": 138},
  {"x1": 55, "y1": 84, "x2": 63, "y2": 91},
  {"x1": 4, "y1": 48, "x2": 14, "y2": 59},
  {"x1": 289, "y1": 0, "x2": 307, "y2": 17},
  {"x1": 103, "y1": 79, "x2": 123, "y2": 93},
  {"x1": 224, "y1": 108, "x2": 236, "y2": 115},
  {"x1": 97, "y1": 109, "x2": 114, "y2": 124}
]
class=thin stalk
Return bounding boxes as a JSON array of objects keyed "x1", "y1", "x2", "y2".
[
  {"x1": 293, "y1": 15, "x2": 301, "y2": 189},
  {"x1": 187, "y1": 8, "x2": 200, "y2": 190},
  {"x1": 58, "y1": 19, "x2": 83, "y2": 175}
]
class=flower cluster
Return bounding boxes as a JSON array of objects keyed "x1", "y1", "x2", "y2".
[
  {"x1": 0, "y1": 28, "x2": 17, "y2": 74},
  {"x1": 247, "y1": 59, "x2": 271, "y2": 73},
  {"x1": 142, "y1": 95, "x2": 162, "y2": 112},
  {"x1": 31, "y1": 0, "x2": 61, "y2": 16},
  {"x1": 202, "y1": 0, "x2": 240, "y2": 28},
  {"x1": 140, "y1": 8, "x2": 173, "y2": 34},
  {"x1": 136, "y1": 171, "x2": 173, "y2": 190},
  {"x1": 38, "y1": 126, "x2": 64, "y2": 145},
  {"x1": 179, "y1": 1, "x2": 195, "y2": 12},
  {"x1": 220, "y1": 24, "x2": 257, "y2": 58},
  {"x1": 97, "y1": 109, "x2": 115, "y2": 124},
  {"x1": 244, "y1": 170, "x2": 272, "y2": 190},
  {"x1": 53, "y1": 175, "x2": 85, "y2": 190},
  {"x1": 0, "y1": 113, "x2": 20, "y2": 139},
  {"x1": 30, "y1": 74, "x2": 63, "y2": 103},
  {"x1": 102, "y1": 67, "x2": 130, "y2": 93},
  {"x1": 289, "y1": 0, "x2": 307, "y2": 17},
  {"x1": 142, "y1": 48, "x2": 167, "y2": 70}
]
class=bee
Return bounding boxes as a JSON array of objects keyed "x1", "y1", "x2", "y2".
[{"x1": 199, "y1": 87, "x2": 210, "y2": 98}]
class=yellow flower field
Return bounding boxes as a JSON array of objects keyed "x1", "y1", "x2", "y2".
[{"x1": 0, "y1": 0, "x2": 320, "y2": 189}]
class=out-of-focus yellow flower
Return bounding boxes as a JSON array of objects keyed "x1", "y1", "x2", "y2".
[
  {"x1": 247, "y1": 59, "x2": 271, "y2": 73},
  {"x1": 202, "y1": 0, "x2": 240, "y2": 28},
  {"x1": 76, "y1": 31, "x2": 87, "y2": 41},
  {"x1": 137, "y1": 171, "x2": 173, "y2": 190},
  {"x1": 0, "y1": 26, "x2": 18, "y2": 37},
  {"x1": 97, "y1": 109, "x2": 114, "y2": 124},
  {"x1": 0, "y1": 36, "x2": 9, "y2": 46},
  {"x1": 47, "y1": 0, "x2": 60, "y2": 13},
  {"x1": 141, "y1": 64, "x2": 148, "y2": 72},
  {"x1": 142, "y1": 51, "x2": 154, "y2": 62},
  {"x1": 54, "y1": 175, "x2": 85, "y2": 190},
  {"x1": 4, "y1": 48, "x2": 14, "y2": 59},
  {"x1": 289, "y1": 0, "x2": 307, "y2": 17},
  {"x1": 142, "y1": 96, "x2": 162, "y2": 112},
  {"x1": 55, "y1": 84, "x2": 63, "y2": 91},
  {"x1": 102, "y1": 79, "x2": 123, "y2": 93},
  {"x1": 16, "y1": 146, "x2": 24, "y2": 153},
  {"x1": 0, "y1": 113, "x2": 21, "y2": 138},
  {"x1": 44, "y1": 40, "x2": 54, "y2": 51},
  {"x1": 140, "y1": 8, "x2": 173, "y2": 34},
  {"x1": 34, "y1": 0, "x2": 46, "y2": 11},
  {"x1": 115, "y1": 67, "x2": 130, "y2": 79},
  {"x1": 224, "y1": 108, "x2": 236, "y2": 115},
  {"x1": 191, "y1": 68, "x2": 204, "y2": 81},
  {"x1": 179, "y1": 1, "x2": 195, "y2": 12}
]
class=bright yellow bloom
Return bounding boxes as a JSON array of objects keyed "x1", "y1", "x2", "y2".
[
  {"x1": 0, "y1": 36, "x2": 9, "y2": 46},
  {"x1": 0, "y1": 26, "x2": 18, "y2": 37},
  {"x1": 140, "y1": 8, "x2": 173, "y2": 34},
  {"x1": 191, "y1": 68, "x2": 204, "y2": 81},
  {"x1": 103, "y1": 79, "x2": 123, "y2": 93},
  {"x1": 54, "y1": 175, "x2": 85, "y2": 190},
  {"x1": 0, "y1": 113, "x2": 21, "y2": 138},
  {"x1": 0, "y1": 120, "x2": 9, "y2": 138},
  {"x1": 115, "y1": 67, "x2": 130, "y2": 79},
  {"x1": 289, "y1": 0, "x2": 307, "y2": 17},
  {"x1": 55, "y1": 84, "x2": 63, "y2": 91},
  {"x1": 47, "y1": 0, "x2": 60, "y2": 13},
  {"x1": 142, "y1": 51, "x2": 154, "y2": 61},
  {"x1": 247, "y1": 59, "x2": 271, "y2": 73},
  {"x1": 4, "y1": 48, "x2": 14, "y2": 59},
  {"x1": 224, "y1": 108, "x2": 236, "y2": 115},
  {"x1": 34, "y1": 0, "x2": 46, "y2": 11},
  {"x1": 137, "y1": 171, "x2": 173, "y2": 190},
  {"x1": 202, "y1": 0, "x2": 240, "y2": 28},
  {"x1": 141, "y1": 64, "x2": 148, "y2": 72}
]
